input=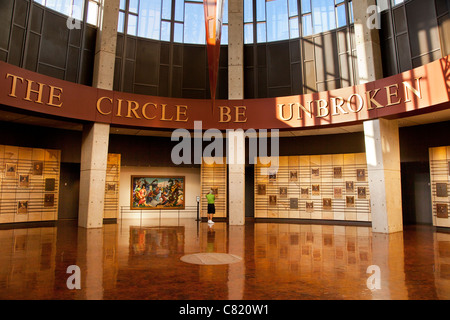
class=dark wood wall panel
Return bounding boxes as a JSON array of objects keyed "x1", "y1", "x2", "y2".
[
  {"x1": 379, "y1": 0, "x2": 448, "y2": 77},
  {"x1": 0, "y1": 0, "x2": 96, "y2": 86}
]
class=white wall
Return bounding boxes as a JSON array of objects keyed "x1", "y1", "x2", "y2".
[{"x1": 119, "y1": 166, "x2": 201, "y2": 219}]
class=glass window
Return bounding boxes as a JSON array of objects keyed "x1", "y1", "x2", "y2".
[
  {"x1": 302, "y1": 14, "x2": 312, "y2": 36},
  {"x1": 391, "y1": 0, "x2": 404, "y2": 6},
  {"x1": 244, "y1": 23, "x2": 254, "y2": 44},
  {"x1": 175, "y1": 0, "x2": 184, "y2": 21},
  {"x1": 129, "y1": 0, "x2": 139, "y2": 14},
  {"x1": 301, "y1": 0, "x2": 311, "y2": 14},
  {"x1": 257, "y1": 22, "x2": 266, "y2": 43},
  {"x1": 312, "y1": 0, "x2": 336, "y2": 34},
  {"x1": 118, "y1": 11, "x2": 125, "y2": 33},
  {"x1": 87, "y1": 0, "x2": 99, "y2": 25},
  {"x1": 289, "y1": 17, "x2": 299, "y2": 38},
  {"x1": 266, "y1": 0, "x2": 289, "y2": 42},
  {"x1": 174, "y1": 22, "x2": 184, "y2": 42},
  {"x1": 221, "y1": 25, "x2": 228, "y2": 45},
  {"x1": 348, "y1": 0, "x2": 353, "y2": 23},
  {"x1": 138, "y1": 0, "x2": 161, "y2": 39},
  {"x1": 244, "y1": 0, "x2": 253, "y2": 23},
  {"x1": 119, "y1": 0, "x2": 126, "y2": 11},
  {"x1": 336, "y1": 3, "x2": 347, "y2": 28},
  {"x1": 127, "y1": 14, "x2": 137, "y2": 36},
  {"x1": 288, "y1": 0, "x2": 298, "y2": 17},
  {"x1": 162, "y1": 0, "x2": 172, "y2": 20},
  {"x1": 161, "y1": 20, "x2": 171, "y2": 41},
  {"x1": 184, "y1": 2, "x2": 205, "y2": 44},
  {"x1": 256, "y1": 0, "x2": 265, "y2": 21}
]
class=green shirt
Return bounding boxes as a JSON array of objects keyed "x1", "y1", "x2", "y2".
[{"x1": 206, "y1": 193, "x2": 215, "y2": 204}]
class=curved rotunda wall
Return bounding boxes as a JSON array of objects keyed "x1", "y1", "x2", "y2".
[{"x1": 0, "y1": 0, "x2": 448, "y2": 101}]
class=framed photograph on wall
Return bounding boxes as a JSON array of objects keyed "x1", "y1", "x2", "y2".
[
  {"x1": 306, "y1": 201, "x2": 314, "y2": 212},
  {"x1": 5, "y1": 163, "x2": 16, "y2": 177},
  {"x1": 358, "y1": 187, "x2": 366, "y2": 199},
  {"x1": 334, "y1": 187, "x2": 342, "y2": 199},
  {"x1": 106, "y1": 183, "x2": 116, "y2": 193},
  {"x1": 346, "y1": 181, "x2": 354, "y2": 193},
  {"x1": 290, "y1": 198, "x2": 298, "y2": 209},
  {"x1": 312, "y1": 184, "x2": 320, "y2": 195},
  {"x1": 301, "y1": 187, "x2": 309, "y2": 199},
  {"x1": 279, "y1": 187, "x2": 287, "y2": 198},
  {"x1": 357, "y1": 169, "x2": 365, "y2": 181},
  {"x1": 45, "y1": 178, "x2": 55, "y2": 191},
  {"x1": 33, "y1": 161, "x2": 43, "y2": 175},
  {"x1": 436, "y1": 203, "x2": 448, "y2": 218},
  {"x1": 333, "y1": 167, "x2": 342, "y2": 179},
  {"x1": 269, "y1": 195, "x2": 277, "y2": 206},
  {"x1": 44, "y1": 194, "x2": 54, "y2": 207},
  {"x1": 289, "y1": 170, "x2": 298, "y2": 181},
  {"x1": 257, "y1": 184, "x2": 266, "y2": 195},
  {"x1": 19, "y1": 174, "x2": 30, "y2": 188},
  {"x1": 17, "y1": 201, "x2": 28, "y2": 214},
  {"x1": 346, "y1": 196, "x2": 355, "y2": 208},
  {"x1": 323, "y1": 198, "x2": 332, "y2": 210},
  {"x1": 436, "y1": 183, "x2": 448, "y2": 197},
  {"x1": 131, "y1": 176, "x2": 185, "y2": 210}
]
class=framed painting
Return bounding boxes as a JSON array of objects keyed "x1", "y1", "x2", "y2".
[
  {"x1": 289, "y1": 170, "x2": 298, "y2": 181},
  {"x1": 33, "y1": 161, "x2": 43, "y2": 175},
  {"x1": 19, "y1": 174, "x2": 30, "y2": 188},
  {"x1": 131, "y1": 176, "x2": 185, "y2": 210},
  {"x1": 17, "y1": 201, "x2": 28, "y2": 214},
  {"x1": 257, "y1": 184, "x2": 266, "y2": 195},
  {"x1": 279, "y1": 187, "x2": 287, "y2": 198},
  {"x1": 5, "y1": 163, "x2": 16, "y2": 177}
]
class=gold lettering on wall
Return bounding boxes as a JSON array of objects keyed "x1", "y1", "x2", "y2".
[{"x1": 97, "y1": 96, "x2": 113, "y2": 115}]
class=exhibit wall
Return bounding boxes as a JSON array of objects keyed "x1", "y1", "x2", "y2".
[
  {"x1": 119, "y1": 166, "x2": 201, "y2": 219},
  {"x1": 201, "y1": 158, "x2": 227, "y2": 219},
  {"x1": 255, "y1": 154, "x2": 371, "y2": 222},
  {"x1": 0, "y1": 144, "x2": 61, "y2": 224},
  {"x1": 429, "y1": 146, "x2": 450, "y2": 227}
]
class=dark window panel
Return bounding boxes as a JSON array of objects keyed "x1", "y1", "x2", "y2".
[
  {"x1": 24, "y1": 32, "x2": 40, "y2": 71},
  {"x1": 182, "y1": 45, "x2": 206, "y2": 89},
  {"x1": 116, "y1": 34, "x2": 124, "y2": 57},
  {"x1": 135, "y1": 39, "x2": 160, "y2": 85},
  {"x1": 438, "y1": 14, "x2": 450, "y2": 56},
  {"x1": 0, "y1": 0, "x2": 13, "y2": 50},
  {"x1": 40, "y1": 11, "x2": 69, "y2": 69},
  {"x1": 123, "y1": 59, "x2": 135, "y2": 93},
  {"x1": 66, "y1": 46, "x2": 80, "y2": 82},
  {"x1": 38, "y1": 63, "x2": 65, "y2": 79},
  {"x1": 160, "y1": 43, "x2": 170, "y2": 65},
  {"x1": 396, "y1": 33, "x2": 412, "y2": 73},
  {"x1": 134, "y1": 84, "x2": 158, "y2": 96},
  {"x1": 291, "y1": 62, "x2": 302, "y2": 95},
  {"x1": 244, "y1": 67, "x2": 254, "y2": 99},
  {"x1": 13, "y1": 0, "x2": 29, "y2": 28},
  {"x1": 159, "y1": 64, "x2": 169, "y2": 96},
  {"x1": 113, "y1": 57, "x2": 122, "y2": 91},
  {"x1": 393, "y1": 7, "x2": 407, "y2": 34},
  {"x1": 406, "y1": 0, "x2": 440, "y2": 60},
  {"x1": 257, "y1": 66, "x2": 267, "y2": 97},
  {"x1": 173, "y1": 44, "x2": 182, "y2": 66},
  {"x1": 8, "y1": 25, "x2": 25, "y2": 67},
  {"x1": 172, "y1": 65, "x2": 182, "y2": 97},
  {"x1": 79, "y1": 49, "x2": 94, "y2": 86},
  {"x1": 30, "y1": 5, "x2": 44, "y2": 34},
  {"x1": 267, "y1": 42, "x2": 291, "y2": 88}
]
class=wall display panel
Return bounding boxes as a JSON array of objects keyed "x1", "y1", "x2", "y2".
[
  {"x1": 255, "y1": 153, "x2": 370, "y2": 222},
  {"x1": 429, "y1": 146, "x2": 450, "y2": 228},
  {"x1": 201, "y1": 158, "x2": 227, "y2": 219},
  {"x1": 104, "y1": 154, "x2": 121, "y2": 219},
  {"x1": 0, "y1": 144, "x2": 60, "y2": 224}
]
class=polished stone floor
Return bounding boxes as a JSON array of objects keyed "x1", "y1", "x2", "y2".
[{"x1": 0, "y1": 218, "x2": 449, "y2": 300}]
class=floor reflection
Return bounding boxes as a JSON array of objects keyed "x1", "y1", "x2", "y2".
[{"x1": 0, "y1": 219, "x2": 449, "y2": 299}]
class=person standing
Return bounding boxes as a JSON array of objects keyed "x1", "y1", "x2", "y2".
[{"x1": 206, "y1": 189, "x2": 215, "y2": 224}]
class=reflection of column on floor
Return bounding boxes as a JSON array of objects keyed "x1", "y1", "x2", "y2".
[
  {"x1": 370, "y1": 233, "x2": 406, "y2": 299},
  {"x1": 76, "y1": 228, "x2": 104, "y2": 299},
  {"x1": 228, "y1": 225, "x2": 245, "y2": 300},
  {"x1": 364, "y1": 118, "x2": 403, "y2": 233}
]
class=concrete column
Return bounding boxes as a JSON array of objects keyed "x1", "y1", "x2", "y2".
[
  {"x1": 227, "y1": 0, "x2": 245, "y2": 225},
  {"x1": 227, "y1": 130, "x2": 245, "y2": 225},
  {"x1": 364, "y1": 118, "x2": 403, "y2": 233},
  {"x1": 228, "y1": 0, "x2": 244, "y2": 99},
  {"x1": 79, "y1": 122, "x2": 110, "y2": 228},
  {"x1": 78, "y1": 0, "x2": 119, "y2": 228},
  {"x1": 92, "y1": 0, "x2": 120, "y2": 90},
  {"x1": 352, "y1": 0, "x2": 383, "y2": 83}
]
